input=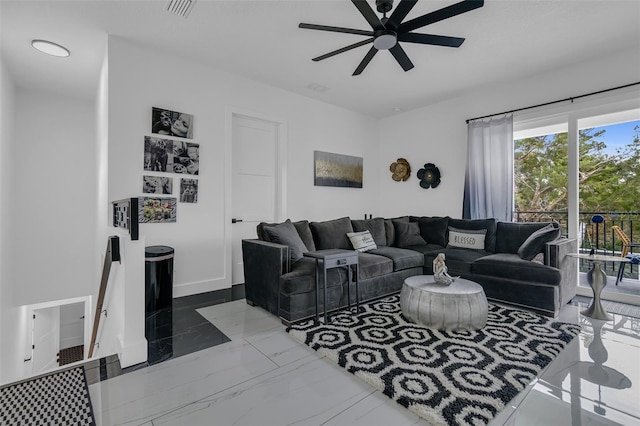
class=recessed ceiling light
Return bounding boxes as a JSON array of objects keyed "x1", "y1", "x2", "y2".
[
  {"x1": 392, "y1": 107, "x2": 402, "y2": 112},
  {"x1": 31, "y1": 40, "x2": 70, "y2": 57}
]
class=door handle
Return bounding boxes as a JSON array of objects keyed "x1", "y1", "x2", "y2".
[{"x1": 232, "y1": 218, "x2": 243, "y2": 224}]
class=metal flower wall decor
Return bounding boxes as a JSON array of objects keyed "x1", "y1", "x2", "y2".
[
  {"x1": 389, "y1": 158, "x2": 411, "y2": 182},
  {"x1": 417, "y1": 163, "x2": 441, "y2": 189}
]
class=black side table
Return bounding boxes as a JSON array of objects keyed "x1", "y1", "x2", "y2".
[{"x1": 304, "y1": 249, "x2": 359, "y2": 324}]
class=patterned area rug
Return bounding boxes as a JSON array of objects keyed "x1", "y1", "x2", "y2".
[
  {"x1": 0, "y1": 366, "x2": 95, "y2": 426},
  {"x1": 287, "y1": 295, "x2": 580, "y2": 426}
]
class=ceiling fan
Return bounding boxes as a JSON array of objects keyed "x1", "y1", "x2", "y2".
[{"x1": 299, "y1": 0, "x2": 484, "y2": 75}]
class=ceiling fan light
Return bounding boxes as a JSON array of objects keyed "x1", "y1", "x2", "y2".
[
  {"x1": 31, "y1": 39, "x2": 70, "y2": 57},
  {"x1": 374, "y1": 32, "x2": 397, "y2": 50}
]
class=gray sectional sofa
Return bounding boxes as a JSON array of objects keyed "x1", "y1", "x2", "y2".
[{"x1": 242, "y1": 216, "x2": 577, "y2": 324}]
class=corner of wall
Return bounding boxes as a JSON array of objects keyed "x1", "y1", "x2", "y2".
[{"x1": 0, "y1": 54, "x2": 17, "y2": 383}]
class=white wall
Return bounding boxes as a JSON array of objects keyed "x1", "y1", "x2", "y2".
[
  {"x1": 377, "y1": 47, "x2": 640, "y2": 218},
  {"x1": 0, "y1": 57, "x2": 18, "y2": 383},
  {"x1": 107, "y1": 37, "x2": 379, "y2": 297},
  {"x1": 12, "y1": 89, "x2": 98, "y2": 306},
  {"x1": 1, "y1": 86, "x2": 99, "y2": 382}
]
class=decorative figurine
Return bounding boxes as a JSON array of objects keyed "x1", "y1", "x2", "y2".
[{"x1": 433, "y1": 253, "x2": 458, "y2": 285}]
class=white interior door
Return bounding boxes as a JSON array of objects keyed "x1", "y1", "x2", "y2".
[
  {"x1": 231, "y1": 114, "x2": 280, "y2": 285},
  {"x1": 59, "y1": 302, "x2": 85, "y2": 350},
  {"x1": 31, "y1": 306, "x2": 60, "y2": 374}
]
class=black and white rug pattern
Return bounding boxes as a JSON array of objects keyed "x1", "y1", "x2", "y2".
[
  {"x1": 287, "y1": 295, "x2": 580, "y2": 426},
  {"x1": 0, "y1": 366, "x2": 96, "y2": 426}
]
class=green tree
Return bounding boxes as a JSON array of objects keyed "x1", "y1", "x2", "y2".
[{"x1": 514, "y1": 125, "x2": 640, "y2": 218}]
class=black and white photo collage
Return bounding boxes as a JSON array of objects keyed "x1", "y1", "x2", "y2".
[{"x1": 143, "y1": 107, "x2": 199, "y2": 204}]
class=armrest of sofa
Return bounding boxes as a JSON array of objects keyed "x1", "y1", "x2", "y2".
[
  {"x1": 546, "y1": 237, "x2": 578, "y2": 307},
  {"x1": 242, "y1": 239, "x2": 290, "y2": 316}
]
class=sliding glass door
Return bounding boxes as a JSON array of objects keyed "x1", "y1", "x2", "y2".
[{"x1": 513, "y1": 92, "x2": 640, "y2": 306}]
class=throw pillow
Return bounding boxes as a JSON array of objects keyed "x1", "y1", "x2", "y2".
[
  {"x1": 531, "y1": 253, "x2": 545, "y2": 264},
  {"x1": 517, "y1": 223, "x2": 561, "y2": 260},
  {"x1": 448, "y1": 227, "x2": 487, "y2": 250},
  {"x1": 310, "y1": 217, "x2": 354, "y2": 250},
  {"x1": 292, "y1": 220, "x2": 316, "y2": 252},
  {"x1": 384, "y1": 216, "x2": 409, "y2": 247},
  {"x1": 347, "y1": 230, "x2": 377, "y2": 252},
  {"x1": 393, "y1": 220, "x2": 427, "y2": 247},
  {"x1": 352, "y1": 218, "x2": 387, "y2": 246},
  {"x1": 417, "y1": 216, "x2": 450, "y2": 246},
  {"x1": 263, "y1": 219, "x2": 308, "y2": 263},
  {"x1": 448, "y1": 218, "x2": 497, "y2": 252}
]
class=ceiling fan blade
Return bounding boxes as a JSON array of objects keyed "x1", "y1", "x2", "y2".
[
  {"x1": 398, "y1": 0, "x2": 484, "y2": 34},
  {"x1": 351, "y1": 0, "x2": 385, "y2": 30},
  {"x1": 398, "y1": 33, "x2": 465, "y2": 47},
  {"x1": 386, "y1": 0, "x2": 418, "y2": 29},
  {"x1": 299, "y1": 23, "x2": 373, "y2": 37},
  {"x1": 313, "y1": 38, "x2": 374, "y2": 61},
  {"x1": 389, "y1": 44, "x2": 414, "y2": 72},
  {"x1": 353, "y1": 47, "x2": 379, "y2": 76}
]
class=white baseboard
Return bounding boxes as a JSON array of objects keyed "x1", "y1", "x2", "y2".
[{"x1": 173, "y1": 277, "x2": 229, "y2": 298}]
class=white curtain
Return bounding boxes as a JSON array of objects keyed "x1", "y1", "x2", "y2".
[{"x1": 463, "y1": 115, "x2": 514, "y2": 221}]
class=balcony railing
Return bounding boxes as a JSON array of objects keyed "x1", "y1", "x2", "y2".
[{"x1": 514, "y1": 210, "x2": 639, "y2": 278}]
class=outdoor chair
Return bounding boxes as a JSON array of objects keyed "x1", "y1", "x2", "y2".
[{"x1": 611, "y1": 225, "x2": 640, "y2": 285}]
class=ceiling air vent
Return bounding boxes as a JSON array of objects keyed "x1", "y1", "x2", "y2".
[{"x1": 165, "y1": 0, "x2": 196, "y2": 18}]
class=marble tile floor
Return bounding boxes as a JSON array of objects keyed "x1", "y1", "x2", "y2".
[
  {"x1": 83, "y1": 290, "x2": 235, "y2": 386},
  {"x1": 87, "y1": 299, "x2": 640, "y2": 426},
  {"x1": 578, "y1": 267, "x2": 640, "y2": 298}
]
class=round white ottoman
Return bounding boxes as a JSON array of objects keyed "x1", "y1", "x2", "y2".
[{"x1": 400, "y1": 275, "x2": 488, "y2": 331}]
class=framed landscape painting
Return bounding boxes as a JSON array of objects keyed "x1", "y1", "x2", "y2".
[{"x1": 314, "y1": 151, "x2": 363, "y2": 188}]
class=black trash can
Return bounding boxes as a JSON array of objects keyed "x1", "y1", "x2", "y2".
[{"x1": 145, "y1": 245, "x2": 174, "y2": 364}]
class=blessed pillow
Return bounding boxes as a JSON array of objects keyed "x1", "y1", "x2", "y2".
[
  {"x1": 263, "y1": 219, "x2": 308, "y2": 263},
  {"x1": 448, "y1": 218, "x2": 497, "y2": 252},
  {"x1": 517, "y1": 223, "x2": 560, "y2": 260},
  {"x1": 448, "y1": 227, "x2": 486, "y2": 250},
  {"x1": 347, "y1": 230, "x2": 377, "y2": 252},
  {"x1": 393, "y1": 220, "x2": 427, "y2": 248}
]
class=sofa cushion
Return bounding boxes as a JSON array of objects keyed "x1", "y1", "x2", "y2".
[
  {"x1": 281, "y1": 258, "x2": 345, "y2": 295},
  {"x1": 423, "y1": 248, "x2": 489, "y2": 275},
  {"x1": 448, "y1": 227, "x2": 487, "y2": 250},
  {"x1": 495, "y1": 221, "x2": 557, "y2": 254},
  {"x1": 263, "y1": 219, "x2": 308, "y2": 262},
  {"x1": 310, "y1": 217, "x2": 354, "y2": 250},
  {"x1": 293, "y1": 221, "x2": 316, "y2": 252},
  {"x1": 258, "y1": 219, "x2": 316, "y2": 251},
  {"x1": 472, "y1": 253, "x2": 561, "y2": 285},
  {"x1": 384, "y1": 216, "x2": 409, "y2": 247},
  {"x1": 368, "y1": 246, "x2": 425, "y2": 271},
  {"x1": 417, "y1": 216, "x2": 449, "y2": 246},
  {"x1": 393, "y1": 220, "x2": 427, "y2": 247},
  {"x1": 517, "y1": 223, "x2": 561, "y2": 260},
  {"x1": 403, "y1": 243, "x2": 447, "y2": 255},
  {"x1": 352, "y1": 218, "x2": 387, "y2": 246},
  {"x1": 448, "y1": 218, "x2": 498, "y2": 252},
  {"x1": 357, "y1": 253, "x2": 394, "y2": 280},
  {"x1": 347, "y1": 230, "x2": 377, "y2": 252}
]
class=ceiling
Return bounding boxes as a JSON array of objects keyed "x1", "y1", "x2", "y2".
[{"x1": 2, "y1": 0, "x2": 639, "y2": 118}]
